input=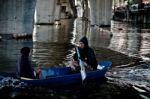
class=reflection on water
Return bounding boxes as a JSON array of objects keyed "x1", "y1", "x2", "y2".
[
  {"x1": 88, "y1": 26, "x2": 111, "y2": 48},
  {"x1": 32, "y1": 42, "x2": 71, "y2": 67},
  {"x1": 0, "y1": 18, "x2": 112, "y2": 72},
  {"x1": 0, "y1": 19, "x2": 74, "y2": 72},
  {"x1": 0, "y1": 18, "x2": 150, "y2": 98},
  {"x1": 32, "y1": 19, "x2": 74, "y2": 67},
  {"x1": 109, "y1": 21, "x2": 150, "y2": 60},
  {"x1": 0, "y1": 19, "x2": 150, "y2": 72},
  {"x1": 71, "y1": 18, "x2": 112, "y2": 48},
  {"x1": 0, "y1": 39, "x2": 32, "y2": 72},
  {"x1": 33, "y1": 20, "x2": 72, "y2": 43}
]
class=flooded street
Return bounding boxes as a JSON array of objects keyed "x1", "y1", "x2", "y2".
[{"x1": 0, "y1": 18, "x2": 150, "y2": 98}]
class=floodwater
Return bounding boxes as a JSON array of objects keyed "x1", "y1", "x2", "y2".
[{"x1": 0, "y1": 19, "x2": 150, "y2": 98}]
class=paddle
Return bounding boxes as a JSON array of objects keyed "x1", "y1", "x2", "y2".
[{"x1": 75, "y1": 47, "x2": 87, "y2": 81}]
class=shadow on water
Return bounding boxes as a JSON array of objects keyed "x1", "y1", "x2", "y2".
[{"x1": 0, "y1": 19, "x2": 150, "y2": 98}]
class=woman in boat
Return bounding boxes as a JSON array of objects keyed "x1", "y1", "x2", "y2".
[
  {"x1": 70, "y1": 36, "x2": 98, "y2": 71},
  {"x1": 16, "y1": 47, "x2": 40, "y2": 79}
]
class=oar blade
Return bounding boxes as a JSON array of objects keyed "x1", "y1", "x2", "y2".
[
  {"x1": 80, "y1": 69, "x2": 86, "y2": 80},
  {"x1": 75, "y1": 47, "x2": 87, "y2": 81}
]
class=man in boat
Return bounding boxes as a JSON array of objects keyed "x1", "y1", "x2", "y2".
[
  {"x1": 70, "y1": 36, "x2": 98, "y2": 71},
  {"x1": 16, "y1": 47, "x2": 41, "y2": 79}
]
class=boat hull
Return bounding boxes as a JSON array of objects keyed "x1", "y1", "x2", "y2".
[{"x1": 0, "y1": 61, "x2": 112, "y2": 88}]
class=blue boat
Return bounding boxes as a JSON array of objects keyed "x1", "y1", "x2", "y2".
[{"x1": 0, "y1": 61, "x2": 112, "y2": 88}]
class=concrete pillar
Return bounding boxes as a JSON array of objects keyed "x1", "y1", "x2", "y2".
[
  {"x1": 105, "y1": 0, "x2": 112, "y2": 25},
  {"x1": 75, "y1": 0, "x2": 84, "y2": 18},
  {"x1": 0, "y1": 0, "x2": 36, "y2": 34},
  {"x1": 94, "y1": 0, "x2": 99, "y2": 25},
  {"x1": 101, "y1": 0, "x2": 106, "y2": 25},
  {"x1": 69, "y1": 0, "x2": 77, "y2": 17},
  {"x1": 54, "y1": 4, "x2": 61, "y2": 21},
  {"x1": 83, "y1": 0, "x2": 89, "y2": 18},
  {"x1": 35, "y1": 0, "x2": 56, "y2": 25},
  {"x1": 98, "y1": 0, "x2": 102, "y2": 25},
  {"x1": 89, "y1": 0, "x2": 112, "y2": 26},
  {"x1": 89, "y1": 0, "x2": 96, "y2": 25}
]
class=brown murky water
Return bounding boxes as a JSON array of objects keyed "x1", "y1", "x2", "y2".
[{"x1": 0, "y1": 19, "x2": 150, "y2": 98}]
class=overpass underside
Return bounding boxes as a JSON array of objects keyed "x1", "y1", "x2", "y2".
[{"x1": 0, "y1": 0, "x2": 112, "y2": 35}]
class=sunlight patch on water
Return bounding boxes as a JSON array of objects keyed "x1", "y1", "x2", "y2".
[{"x1": 110, "y1": 21, "x2": 150, "y2": 61}]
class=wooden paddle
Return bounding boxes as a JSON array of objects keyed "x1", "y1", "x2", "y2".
[{"x1": 75, "y1": 47, "x2": 87, "y2": 81}]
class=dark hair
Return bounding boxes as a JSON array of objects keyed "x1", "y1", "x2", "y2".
[{"x1": 20, "y1": 47, "x2": 30, "y2": 56}]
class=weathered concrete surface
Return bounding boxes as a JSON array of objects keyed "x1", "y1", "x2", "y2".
[
  {"x1": 35, "y1": 0, "x2": 55, "y2": 25},
  {"x1": 88, "y1": 0, "x2": 112, "y2": 26},
  {"x1": 0, "y1": 0, "x2": 113, "y2": 36},
  {"x1": 0, "y1": 0, "x2": 36, "y2": 34},
  {"x1": 35, "y1": 0, "x2": 73, "y2": 25}
]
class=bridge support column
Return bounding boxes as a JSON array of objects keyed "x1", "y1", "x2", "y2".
[
  {"x1": 54, "y1": 4, "x2": 61, "y2": 21},
  {"x1": 89, "y1": 0, "x2": 112, "y2": 26},
  {"x1": 0, "y1": 0, "x2": 36, "y2": 34},
  {"x1": 35, "y1": 0, "x2": 56, "y2": 25}
]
